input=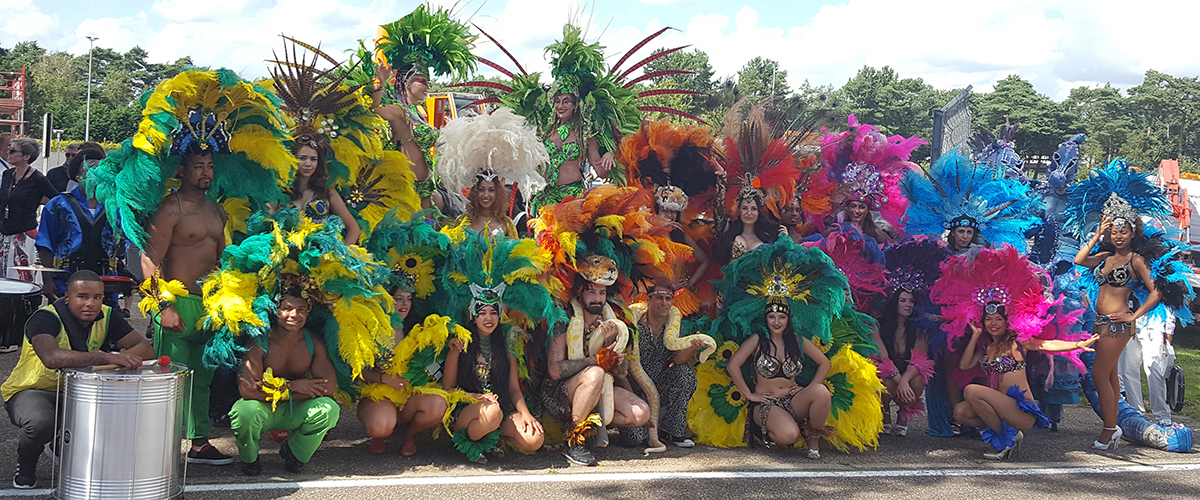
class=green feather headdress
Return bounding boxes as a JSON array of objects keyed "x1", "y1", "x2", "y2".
[
  {"x1": 442, "y1": 231, "x2": 567, "y2": 330},
  {"x1": 85, "y1": 68, "x2": 295, "y2": 250},
  {"x1": 376, "y1": 4, "x2": 477, "y2": 80},
  {"x1": 362, "y1": 208, "x2": 451, "y2": 323},
  {"x1": 711, "y1": 238, "x2": 848, "y2": 344}
]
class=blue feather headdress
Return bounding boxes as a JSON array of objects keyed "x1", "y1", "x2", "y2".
[
  {"x1": 1063, "y1": 159, "x2": 1172, "y2": 237},
  {"x1": 900, "y1": 151, "x2": 1043, "y2": 251}
]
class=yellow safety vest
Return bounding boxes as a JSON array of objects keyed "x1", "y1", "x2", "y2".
[{"x1": 1, "y1": 304, "x2": 111, "y2": 401}]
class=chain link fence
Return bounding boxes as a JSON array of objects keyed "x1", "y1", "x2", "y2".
[{"x1": 930, "y1": 86, "x2": 972, "y2": 162}]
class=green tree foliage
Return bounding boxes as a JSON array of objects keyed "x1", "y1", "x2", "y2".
[
  {"x1": 972, "y1": 75, "x2": 1079, "y2": 157},
  {"x1": 736, "y1": 57, "x2": 788, "y2": 103}
]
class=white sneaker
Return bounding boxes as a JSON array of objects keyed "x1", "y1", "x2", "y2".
[{"x1": 0, "y1": 345, "x2": 19, "y2": 354}]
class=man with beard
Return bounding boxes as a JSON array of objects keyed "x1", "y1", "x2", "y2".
[
  {"x1": 544, "y1": 256, "x2": 650, "y2": 466},
  {"x1": 141, "y1": 147, "x2": 232, "y2": 465}
]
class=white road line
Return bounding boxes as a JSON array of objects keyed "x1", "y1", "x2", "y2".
[{"x1": 8, "y1": 463, "x2": 1200, "y2": 496}]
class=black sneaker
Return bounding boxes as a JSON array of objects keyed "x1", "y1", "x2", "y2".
[
  {"x1": 562, "y1": 443, "x2": 597, "y2": 466},
  {"x1": 13, "y1": 461, "x2": 35, "y2": 489},
  {"x1": 280, "y1": 439, "x2": 304, "y2": 474},
  {"x1": 187, "y1": 443, "x2": 235, "y2": 465},
  {"x1": 239, "y1": 459, "x2": 261, "y2": 476}
]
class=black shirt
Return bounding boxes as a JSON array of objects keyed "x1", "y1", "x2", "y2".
[
  {"x1": 0, "y1": 168, "x2": 57, "y2": 235},
  {"x1": 46, "y1": 165, "x2": 70, "y2": 193},
  {"x1": 25, "y1": 300, "x2": 134, "y2": 351}
]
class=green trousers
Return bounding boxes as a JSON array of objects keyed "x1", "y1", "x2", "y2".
[
  {"x1": 154, "y1": 294, "x2": 213, "y2": 440},
  {"x1": 229, "y1": 397, "x2": 340, "y2": 463}
]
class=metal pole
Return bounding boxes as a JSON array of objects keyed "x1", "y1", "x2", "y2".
[{"x1": 85, "y1": 36, "x2": 98, "y2": 141}]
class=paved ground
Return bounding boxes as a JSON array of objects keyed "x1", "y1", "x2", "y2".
[{"x1": 2, "y1": 314, "x2": 1198, "y2": 498}]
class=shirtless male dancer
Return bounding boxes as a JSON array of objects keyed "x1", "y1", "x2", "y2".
[{"x1": 141, "y1": 150, "x2": 233, "y2": 465}]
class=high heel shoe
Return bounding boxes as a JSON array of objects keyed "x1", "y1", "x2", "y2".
[
  {"x1": 1093, "y1": 426, "x2": 1122, "y2": 450},
  {"x1": 983, "y1": 430, "x2": 1022, "y2": 460}
]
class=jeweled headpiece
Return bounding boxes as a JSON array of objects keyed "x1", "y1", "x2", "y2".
[
  {"x1": 1102, "y1": 193, "x2": 1138, "y2": 230},
  {"x1": 469, "y1": 283, "x2": 506, "y2": 317},
  {"x1": 170, "y1": 108, "x2": 232, "y2": 157},
  {"x1": 842, "y1": 161, "x2": 888, "y2": 209}
]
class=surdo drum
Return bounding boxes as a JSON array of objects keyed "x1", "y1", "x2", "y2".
[{"x1": 53, "y1": 362, "x2": 192, "y2": 500}]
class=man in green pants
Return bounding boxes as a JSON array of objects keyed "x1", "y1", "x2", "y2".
[
  {"x1": 230, "y1": 281, "x2": 339, "y2": 475},
  {"x1": 142, "y1": 148, "x2": 232, "y2": 465}
]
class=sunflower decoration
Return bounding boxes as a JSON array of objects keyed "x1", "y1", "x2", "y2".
[
  {"x1": 687, "y1": 332, "x2": 748, "y2": 448},
  {"x1": 362, "y1": 207, "x2": 451, "y2": 322},
  {"x1": 200, "y1": 209, "x2": 395, "y2": 400},
  {"x1": 265, "y1": 35, "x2": 420, "y2": 240},
  {"x1": 85, "y1": 68, "x2": 295, "y2": 251}
]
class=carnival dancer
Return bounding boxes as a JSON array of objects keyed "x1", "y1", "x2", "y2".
[
  {"x1": 2, "y1": 271, "x2": 153, "y2": 489},
  {"x1": 440, "y1": 232, "x2": 564, "y2": 463},
  {"x1": 821, "y1": 115, "x2": 925, "y2": 245},
  {"x1": 356, "y1": 213, "x2": 454, "y2": 456},
  {"x1": 372, "y1": 5, "x2": 476, "y2": 212},
  {"x1": 35, "y1": 146, "x2": 125, "y2": 299},
  {"x1": 703, "y1": 238, "x2": 883, "y2": 456},
  {"x1": 877, "y1": 237, "x2": 946, "y2": 436},
  {"x1": 455, "y1": 25, "x2": 703, "y2": 217},
  {"x1": 619, "y1": 279, "x2": 715, "y2": 449},
  {"x1": 1065, "y1": 160, "x2": 1196, "y2": 450},
  {"x1": 268, "y1": 36, "x2": 419, "y2": 243},
  {"x1": 932, "y1": 244, "x2": 1096, "y2": 459},
  {"x1": 437, "y1": 107, "x2": 548, "y2": 241},
  {"x1": 85, "y1": 68, "x2": 296, "y2": 465}
]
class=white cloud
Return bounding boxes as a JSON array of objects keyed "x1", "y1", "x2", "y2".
[{"x1": 3, "y1": 0, "x2": 57, "y2": 40}]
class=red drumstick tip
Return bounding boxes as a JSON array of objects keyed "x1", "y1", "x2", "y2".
[{"x1": 158, "y1": 356, "x2": 171, "y2": 367}]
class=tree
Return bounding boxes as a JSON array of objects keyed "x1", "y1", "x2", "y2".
[
  {"x1": 736, "y1": 57, "x2": 788, "y2": 103},
  {"x1": 838, "y1": 66, "x2": 948, "y2": 159},
  {"x1": 1063, "y1": 84, "x2": 1131, "y2": 165},
  {"x1": 1125, "y1": 70, "x2": 1200, "y2": 168},
  {"x1": 640, "y1": 48, "x2": 715, "y2": 118},
  {"x1": 973, "y1": 75, "x2": 1080, "y2": 157}
]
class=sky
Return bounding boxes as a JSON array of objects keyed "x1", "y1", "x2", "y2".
[{"x1": 5, "y1": 0, "x2": 1200, "y2": 101}]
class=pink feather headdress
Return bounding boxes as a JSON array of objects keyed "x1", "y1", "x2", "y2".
[
  {"x1": 821, "y1": 115, "x2": 924, "y2": 228},
  {"x1": 803, "y1": 223, "x2": 887, "y2": 314},
  {"x1": 930, "y1": 244, "x2": 1059, "y2": 345}
]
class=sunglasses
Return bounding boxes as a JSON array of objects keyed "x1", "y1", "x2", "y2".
[{"x1": 65, "y1": 153, "x2": 77, "y2": 159}]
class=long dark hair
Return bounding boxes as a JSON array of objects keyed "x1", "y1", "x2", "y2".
[
  {"x1": 980, "y1": 301, "x2": 1016, "y2": 354},
  {"x1": 465, "y1": 176, "x2": 509, "y2": 222},
  {"x1": 290, "y1": 141, "x2": 328, "y2": 201},
  {"x1": 717, "y1": 196, "x2": 778, "y2": 264},
  {"x1": 757, "y1": 313, "x2": 803, "y2": 363},
  {"x1": 455, "y1": 316, "x2": 513, "y2": 409},
  {"x1": 879, "y1": 290, "x2": 922, "y2": 361}
]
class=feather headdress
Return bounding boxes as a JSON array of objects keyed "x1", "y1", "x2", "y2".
[
  {"x1": 711, "y1": 238, "x2": 848, "y2": 344},
  {"x1": 969, "y1": 121, "x2": 1024, "y2": 182},
  {"x1": 376, "y1": 4, "x2": 476, "y2": 80},
  {"x1": 619, "y1": 119, "x2": 720, "y2": 210},
  {"x1": 362, "y1": 208, "x2": 450, "y2": 303},
  {"x1": 717, "y1": 102, "x2": 808, "y2": 219},
  {"x1": 821, "y1": 115, "x2": 924, "y2": 228},
  {"x1": 901, "y1": 152, "x2": 1044, "y2": 251},
  {"x1": 85, "y1": 69, "x2": 295, "y2": 250},
  {"x1": 267, "y1": 36, "x2": 420, "y2": 236},
  {"x1": 435, "y1": 107, "x2": 548, "y2": 204},
  {"x1": 199, "y1": 210, "x2": 394, "y2": 398},
  {"x1": 1063, "y1": 159, "x2": 1172, "y2": 237},
  {"x1": 451, "y1": 24, "x2": 704, "y2": 184},
  {"x1": 529, "y1": 184, "x2": 692, "y2": 303},
  {"x1": 930, "y1": 244, "x2": 1058, "y2": 345},
  {"x1": 442, "y1": 232, "x2": 567, "y2": 330},
  {"x1": 883, "y1": 236, "x2": 948, "y2": 296},
  {"x1": 804, "y1": 224, "x2": 887, "y2": 314}
]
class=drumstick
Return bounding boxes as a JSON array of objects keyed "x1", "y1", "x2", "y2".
[{"x1": 91, "y1": 357, "x2": 170, "y2": 371}]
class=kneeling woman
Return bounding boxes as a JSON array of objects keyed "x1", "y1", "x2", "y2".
[
  {"x1": 443, "y1": 301, "x2": 543, "y2": 463},
  {"x1": 727, "y1": 299, "x2": 832, "y2": 459},
  {"x1": 954, "y1": 302, "x2": 1097, "y2": 460}
]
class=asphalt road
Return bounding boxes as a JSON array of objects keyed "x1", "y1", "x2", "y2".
[{"x1": 2, "y1": 314, "x2": 1198, "y2": 499}]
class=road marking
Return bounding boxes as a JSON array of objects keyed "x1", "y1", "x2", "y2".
[{"x1": 7, "y1": 462, "x2": 1200, "y2": 496}]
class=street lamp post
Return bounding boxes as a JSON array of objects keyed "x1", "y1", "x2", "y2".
[{"x1": 85, "y1": 35, "x2": 98, "y2": 141}]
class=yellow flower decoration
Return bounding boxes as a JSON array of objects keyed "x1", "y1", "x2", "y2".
[
  {"x1": 725, "y1": 386, "x2": 746, "y2": 408},
  {"x1": 137, "y1": 276, "x2": 190, "y2": 316},
  {"x1": 746, "y1": 263, "x2": 813, "y2": 304},
  {"x1": 388, "y1": 250, "x2": 436, "y2": 298},
  {"x1": 261, "y1": 367, "x2": 290, "y2": 411}
]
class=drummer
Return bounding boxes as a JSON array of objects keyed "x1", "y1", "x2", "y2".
[{"x1": 1, "y1": 270, "x2": 152, "y2": 489}]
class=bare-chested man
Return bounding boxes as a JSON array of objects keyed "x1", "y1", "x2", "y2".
[
  {"x1": 230, "y1": 285, "x2": 339, "y2": 476},
  {"x1": 543, "y1": 269, "x2": 650, "y2": 466},
  {"x1": 141, "y1": 150, "x2": 231, "y2": 465}
]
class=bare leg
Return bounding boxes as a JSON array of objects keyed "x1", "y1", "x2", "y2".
[
  {"x1": 1093, "y1": 333, "x2": 1132, "y2": 443},
  {"x1": 759, "y1": 405, "x2": 801, "y2": 446},
  {"x1": 897, "y1": 378, "x2": 927, "y2": 426},
  {"x1": 453, "y1": 400, "x2": 504, "y2": 441},
  {"x1": 790, "y1": 383, "x2": 831, "y2": 453},
  {"x1": 953, "y1": 400, "x2": 986, "y2": 428},
  {"x1": 962, "y1": 384, "x2": 1036, "y2": 432},
  {"x1": 398, "y1": 393, "x2": 448, "y2": 440},
  {"x1": 881, "y1": 378, "x2": 897, "y2": 426},
  {"x1": 565, "y1": 366, "x2": 606, "y2": 425},
  {"x1": 358, "y1": 399, "x2": 399, "y2": 439},
  {"x1": 500, "y1": 413, "x2": 545, "y2": 452},
  {"x1": 610, "y1": 386, "x2": 650, "y2": 427}
]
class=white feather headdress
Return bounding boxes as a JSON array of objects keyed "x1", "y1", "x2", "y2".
[{"x1": 435, "y1": 107, "x2": 549, "y2": 204}]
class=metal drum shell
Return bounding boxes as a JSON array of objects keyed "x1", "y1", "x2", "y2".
[{"x1": 54, "y1": 364, "x2": 192, "y2": 500}]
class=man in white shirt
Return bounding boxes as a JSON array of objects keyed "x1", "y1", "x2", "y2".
[{"x1": 1120, "y1": 311, "x2": 1176, "y2": 425}]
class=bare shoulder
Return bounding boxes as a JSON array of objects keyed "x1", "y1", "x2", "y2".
[{"x1": 148, "y1": 194, "x2": 181, "y2": 224}]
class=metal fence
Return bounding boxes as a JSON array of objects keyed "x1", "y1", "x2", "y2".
[{"x1": 930, "y1": 86, "x2": 972, "y2": 162}]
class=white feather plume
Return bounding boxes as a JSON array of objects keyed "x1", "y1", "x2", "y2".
[{"x1": 435, "y1": 107, "x2": 549, "y2": 203}]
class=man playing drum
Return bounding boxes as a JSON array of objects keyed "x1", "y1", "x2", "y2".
[
  {"x1": 229, "y1": 277, "x2": 340, "y2": 476},
  {"x1": 1, "y1": 270, "x2": 153, "y2": 489},
  {"x1": 141, "y1": 148, "x2": 232, "y2": 465}
]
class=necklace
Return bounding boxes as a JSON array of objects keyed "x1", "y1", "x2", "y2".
[{"x1": 557, "y1": 124, "x2": 570, "y2": 141}]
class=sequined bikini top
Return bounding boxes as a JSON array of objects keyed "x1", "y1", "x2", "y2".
[
  {"x1": 756, "y1": 352, "x2": 802, "y2": 380},
  {"x1": 731, "y1": 239, "x2": 749, "y2": 260},
  {"x1": 979, "y1": 353, "x2": 1025, "y2": 376},
  {"x1": 1094, "y1": 256, "x2": 1135, "y2": 288},
  {"x1": 303, "y1": 198, "x2": 329, "y2": 223},
  {"x1": 544, "y1": 124, "x2": 581, "y2": 185}
]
